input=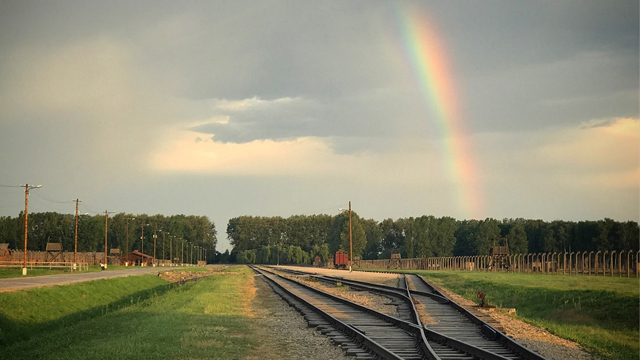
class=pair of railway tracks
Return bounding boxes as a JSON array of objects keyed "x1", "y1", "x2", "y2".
[{"x1": 251, "y1": 265, "x2": 547, "y2": 360}]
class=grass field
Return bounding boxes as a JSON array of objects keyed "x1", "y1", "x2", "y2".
[
  {"x1": 0, "y1": 265, "x2": 258, "y2": 360},
  {"x1": 372, "y1": 269, "x2": 639, "y2": 360}
]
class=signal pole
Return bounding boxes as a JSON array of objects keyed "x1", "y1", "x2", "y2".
[
  {"x1": 74, "y1": 199, "x2": 82, "y2": 269},
  {"x1": 21, "y1": 184, "x2": 41, "y2": 276}
]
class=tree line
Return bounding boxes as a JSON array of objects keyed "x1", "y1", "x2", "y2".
[
  {"x1": 0, "y1": 212, "x2": 217, "y2": 262},
  {"x1": 223, "y1": 214, "x2": 639, "y2": 265}
]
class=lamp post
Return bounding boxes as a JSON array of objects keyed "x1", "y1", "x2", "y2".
[
  {"x1": 21, "y1": 184, "x2": 42, "y2": 275},
  {"x1": 125, "y1": 217, "x2": 135, "y2": 260},
  {"x1": 103, "y1": 210, "x2": 115, "y2": 269},
  {"x1": 349, "y1": 201, "x2": 352, "y2": 272},
  {"x1": 73, "y1": 199, "x2": 82, "y2": 269},
  {"x1": 140, "y1": 223, "x2": 149, "y2": 259},
  {"x1": 153, "y1": 230, "x2": 158, "y2": 266},
  {"x1": 162, "y1": 231, "x2": 168, "y2": 266}
]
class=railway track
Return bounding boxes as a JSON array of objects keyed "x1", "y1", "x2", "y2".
[
  {"x1": 267, "y1": 266, "x2": 548, "y2": 360},
  {"x1": 252, "y1": 265, "x2": 428, "y2": 359}
]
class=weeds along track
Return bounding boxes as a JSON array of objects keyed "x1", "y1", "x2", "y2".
[{"x1": 272, "y1": 267, "x2": 548, "y2": 360}]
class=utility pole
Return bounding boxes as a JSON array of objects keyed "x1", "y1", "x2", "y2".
[
  {"x1": 21, "y1": 184, "x2": 41, "y2": 275},
  {"x1": 73, "y1": 199, "x2": 82, "y2": 269},
  {"x1": 181, "y1": 240, "x2": 184, "y2": 265},
  {"x1": 349, "y1": 201, "x2": 353, "y2": 272},
  {"x1": 170, "y1": 236, "x2": 173, "y2": 266}
]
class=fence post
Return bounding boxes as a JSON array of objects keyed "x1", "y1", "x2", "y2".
[
  {"x1": 610, "y1": 251, "x2": 616, "y2": 277},
  {"x1": 616, "y1": 251, "x2": 621, "y2": 277}
]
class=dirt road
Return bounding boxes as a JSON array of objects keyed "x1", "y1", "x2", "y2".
[{"x1": 0, "y1": 267, "x2": 172, "y2": 292}]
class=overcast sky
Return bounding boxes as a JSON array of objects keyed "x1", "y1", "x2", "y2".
[{"x1": 0, "y1": 0, "x2": 638, "y2": 251}]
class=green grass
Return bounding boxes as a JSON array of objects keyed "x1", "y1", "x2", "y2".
[
  {"x1": 0, "y1": 268, "x2": 71, "y2": 278},
  {"x1": 166, "y1": 266, "x2": 209, "y2": 272},
  {"x1": 0, "y1": 265, "x2": 258, "y2": 360},
  {"x1": 0, "y1": 274, "x2": 172, "y2": 346},
  {"x1": 363, "y1": 268, "x2": 639, "y2": 360}
]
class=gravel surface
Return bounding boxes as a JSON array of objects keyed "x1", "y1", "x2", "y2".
[
  {"x1": 246, "y1": 274, "x2": 355, "y2": 360},
  {"x1": 290, "y1": 275, "x2": 400, "y2": 317}
]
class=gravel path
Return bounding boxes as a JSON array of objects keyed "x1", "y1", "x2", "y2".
[{"x1": 247, "y1": 273, "x2": 355, "y2": 360}]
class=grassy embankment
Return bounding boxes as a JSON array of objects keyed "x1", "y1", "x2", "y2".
[
  {"x1": 0, "y1": 266, "x2": 258, "y2": 360},
  {"x1": 368, "y1": 268, "x2": 638, "y2": 360}
]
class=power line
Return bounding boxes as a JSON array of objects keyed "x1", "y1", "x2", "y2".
[
  {"x1": 0, "y1": 203, "x2": 23, "y2": 209},
  {"x1": 82, "y1": 203, "x2": 103, "y2": 215},
  {"x1": 30, "y1": 192, "x2": 72, "y2": 204},
  {"x1": 0, "y1": 184, "x2": 22, "y2": 188}
]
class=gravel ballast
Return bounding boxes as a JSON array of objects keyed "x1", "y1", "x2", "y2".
[{"x1": 246, "y1": 274, "x2": 355, "y2": 360}]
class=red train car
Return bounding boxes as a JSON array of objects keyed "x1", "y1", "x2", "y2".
[{"x1": 334, "y1": 250, "x2": 349, "y2": 269}]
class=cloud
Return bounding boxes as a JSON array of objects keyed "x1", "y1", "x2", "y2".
[
  {"x1": 0, "y1": 36, "x2": 138, "y2": 121},
  {"x1": 191, "y1": 97, "x2": 328, "y2": 143},
  {"x1": 534, "y1": 118, "x2": 639, "y2": 186},
  {"x1": 478, "y1": 118, "x2": 639, "y2": 220}
]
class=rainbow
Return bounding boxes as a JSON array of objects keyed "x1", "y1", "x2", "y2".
[{"x1": 395, "y1": 7, "x2": 482, "y2": 219}]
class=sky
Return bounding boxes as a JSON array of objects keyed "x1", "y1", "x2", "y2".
[{"x1": 0, "y1": 0, "x2": 638, "y2": 252}]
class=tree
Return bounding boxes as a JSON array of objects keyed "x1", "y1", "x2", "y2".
[
  {"x1": 506, "y1": 223, "x2": 528, "y2": 254},
  {"x1": 361, "y1": 219, "x2": 382, "y2": 260}
]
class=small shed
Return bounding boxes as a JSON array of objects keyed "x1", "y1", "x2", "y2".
[{"x1": 121, "y1": 250, "x2": 154, "y2": 266}]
